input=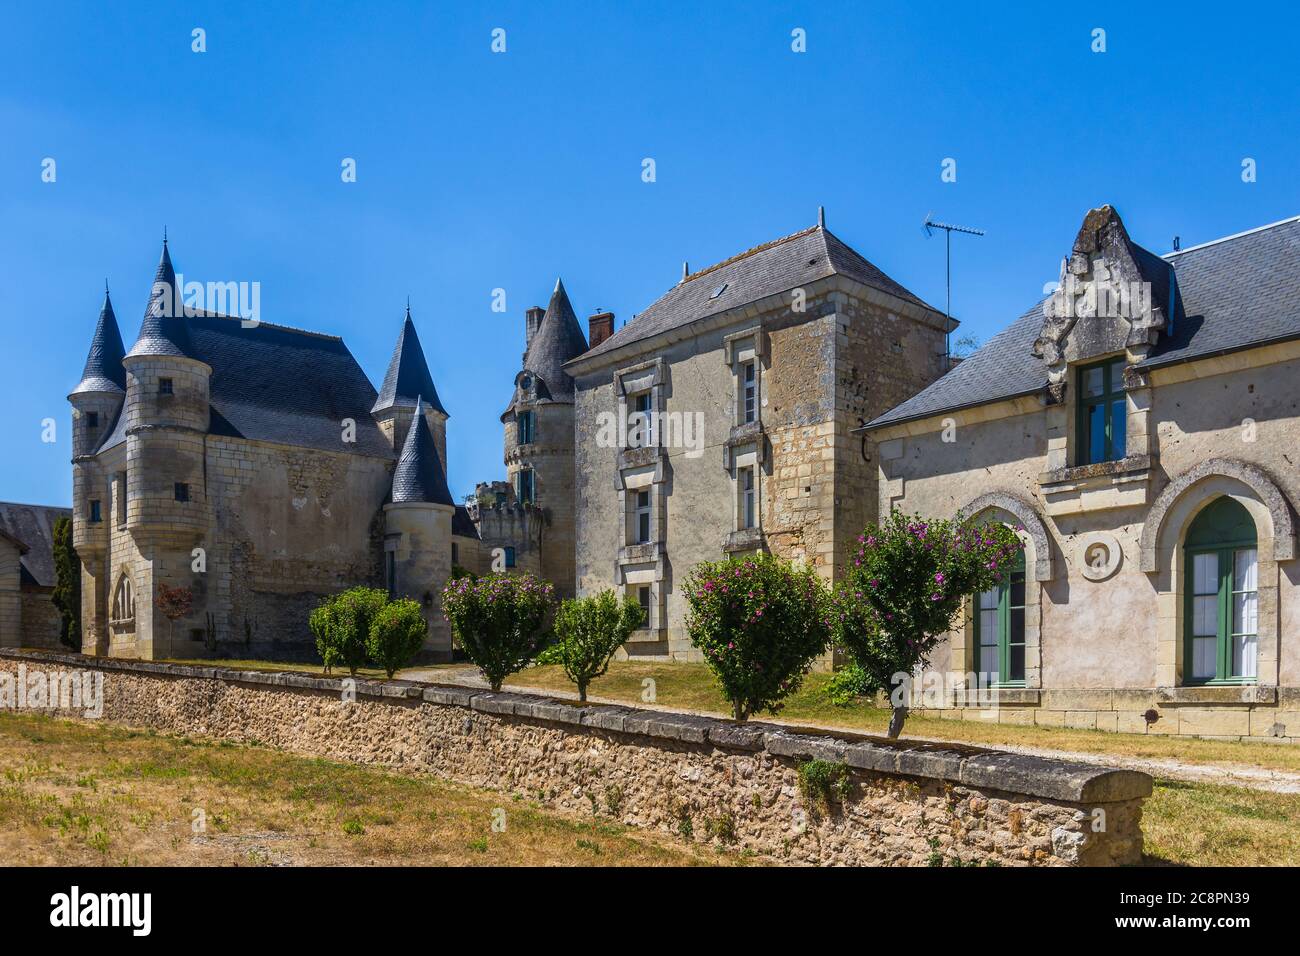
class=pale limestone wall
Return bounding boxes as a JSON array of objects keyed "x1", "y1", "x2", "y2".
[
  {"x1": 383, "y1": 502, "x2": 454, "y2": 661},
  {"x1": 0, "y1": 649, "x2": 1152, "y2": 866},
  {"x1": 574, "y1": 281, "x2": 948, "y2": 661},
  {"x1": 0, "y1": 539, "x2": 21, "y2": 647},
  {"x1": 19, "y1": 586, "x2": 62, "y2": 649},
  {"x1": 871, "y1": 345, "x2": 1300, "y2": 740},
  {"x1": 505, "y1": 401, "x2": 575, "y2": 596}
]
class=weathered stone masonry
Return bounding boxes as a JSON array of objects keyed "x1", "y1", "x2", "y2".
[{"x1": 0, "y1": 648, "x2": 1151, "y2": 866}]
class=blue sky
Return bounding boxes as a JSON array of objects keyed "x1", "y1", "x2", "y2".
[{"x1": 2, "y1": 0, "x2": 1297, "y2": 505}]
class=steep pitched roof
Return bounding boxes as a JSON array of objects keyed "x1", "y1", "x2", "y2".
[
  {"x1": 390, "y1": 397, "x2": 454, "y2": 506},
  {"x1": 101, "y1": 313, "x2": 392, "y2": 458},
  {"x1": 125, "y1": 240, "x2": 192, "y2": 359},
  {"x1": 71, "y1": 289, "x2": 127, "y2": 395},
  {"x1": 0, "y1": 502, "x2": 71, "y2": 588},
  {"x1": 522, "y1": 279, "x2": 588, "y2": 401},
  {"x1": 867, "y1": 213, "x2": 1300, "y2": 430},
  {"x1": 577, "y1": 224, "x2": 938, "y2": 363},
  {"x1": 372, "y1": 311, "x2": 448, "y2": 417}
]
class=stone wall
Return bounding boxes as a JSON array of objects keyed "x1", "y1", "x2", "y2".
[
  {"x1": 0, "y1": 648, "x2": 1152, "y2": 866},
  {"x1": 20, "y1": 586, "x2": 63, "y2": 650}
]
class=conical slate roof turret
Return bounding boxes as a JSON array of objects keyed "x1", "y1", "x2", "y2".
[
  {"x1": 522, "y1": 278, "x2": 588, "y2": 401},
  {"x1": 71, "y1": 287, "x2": 127, "y2": 395},
  {"x1": 390, "y1": 396, "x2": 454, "y2": 506},
  {"x1": 372, "y1": 308, "x2": 448, "y2": 417},
  {"x1": 126, "y1": 239, "x2": 191, "y2": 359}
]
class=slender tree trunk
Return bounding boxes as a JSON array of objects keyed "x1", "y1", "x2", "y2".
[
  {"x1": 887, "y1": 703, "x2": 908, "y2": 739},
  {"x1": 733, "y1": 700, "x2": 745, "y2": 721},
  {"x1": 578, "y1": 683, "x2": 588, "y2": 703}
]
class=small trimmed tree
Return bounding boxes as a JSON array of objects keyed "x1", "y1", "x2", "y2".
[
  {"x1": 310, "y1": 600, "x2": 342, "y2": 674},
  {"x1": 332, "y1": 587, "x2": 388, "y2": 676},
  {"x1": 832, "y1": 511, "x2": 1022, "y2": 738},
  {"x1": 551, "y1": 590, "x2": 644, "y2": 702},
  {"x1": 442, "y1": 572, "x2": 554, "y2": 691},
  {"x1": 684, "y1": 553, "x2": 831, "y2": 721},
  {"x1": 50, "y1": 516, "x2": 81, "y2": 650},
  {"x1": 155, "y1": 583, "x2": 193, "y2": 650},
  {"x1": 366, "y1": 599, "x2": 428, "y2": 678}
]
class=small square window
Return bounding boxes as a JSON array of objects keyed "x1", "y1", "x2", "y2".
[
  {"x1": 159, "y1": 378, "x2": 174, "y2": 395},
  {"x1": 87, "y1": 411, "x2": 99, "y2": 428},
  {"x1": 89, "y1": 500, "x2": 102, "y2": 523},
  {"x1": 174, "y1": 482, "x2": 190, "y2": 502}
]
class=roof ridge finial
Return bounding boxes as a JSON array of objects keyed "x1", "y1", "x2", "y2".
[
  {"x1": 163, "y1": 225, "x2": 168, "y2": 245},
  {"x1": 406, "y1": 295, "x2": 411, "y2": 319},
  {"x1": 817, "y1": 205, "x2": 825, "y2": 228},
  {"x1": 105, "y1": 278, "x2": 110, "y2": 295}
]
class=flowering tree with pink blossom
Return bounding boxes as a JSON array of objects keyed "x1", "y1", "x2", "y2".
[
  {"x1": 443, "y1": 572, "x2": 555, "y2": 691},
  {"x1": 832, "y1": 511, "x2": 1022, "y2": 738},
  {"x1": 684, "y1": 553, "x2": 831, "y2": 721}
]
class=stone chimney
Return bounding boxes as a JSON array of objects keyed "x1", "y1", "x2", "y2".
[
  {"x1": 524, "y1": 306, "x2": 545, "y2": 352},
  {"x1": 588, "y1": 311, "x2": 614, "y2": 349}
]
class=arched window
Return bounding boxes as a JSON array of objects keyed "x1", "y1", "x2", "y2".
[
  {"x1": 1184, "y1": 497, "x2": 1257, "y2": 684},
  {"x1": 973, "y1": 548, "x2": 1026, "y2": 686},
  {"x1": 112, "y1": 574, "x2": 135, "y2": 623}
]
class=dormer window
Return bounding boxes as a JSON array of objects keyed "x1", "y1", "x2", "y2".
[{"x1": 1076, "y1": 358, "x2": 1126, "y2": 465}]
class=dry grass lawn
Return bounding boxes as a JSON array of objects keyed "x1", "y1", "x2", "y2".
[{"x1": 0, "y1": 711, "x2": 739, "y2": 867}]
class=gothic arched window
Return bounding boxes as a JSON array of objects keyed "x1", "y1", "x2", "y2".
[{"x1": 112, "y1": 574, "x2": 135, "y2": 623}]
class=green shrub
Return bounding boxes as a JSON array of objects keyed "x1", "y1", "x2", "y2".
[
  {"x1": 831, "y1": 511, "x2": 1021, "y2": 737},
  {"x1": 366, "y1": 599, "x2": 427, "y2": 677},
  {"x1": 550, "y1": 591, "x2": 644, "y2": 701},
  {"x1": 797, "y1": 759, "x2": 851, "y2": 818},
  {"x1": 825, "y1": 662, "x2": 882, "y2": 707},
  {"x1": 442, "y1": 572, "x2": 555, "y2": 690},
  {"x1": 683, "y1": 553, "x2": 831, "y2": 721},
  {"x1": 50, "y1": 517, "x2": 80, "y2": 651},
  {"x1": 309, "y1": 600, "x2": 342, "y2": 673},
  {"x1": 332, "y1": 587, "x2": 388, "y2": 676}
]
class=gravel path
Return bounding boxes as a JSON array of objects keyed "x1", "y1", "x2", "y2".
[{"x1": 399, "y1": 665, "x2": 1300, "y2": 794}]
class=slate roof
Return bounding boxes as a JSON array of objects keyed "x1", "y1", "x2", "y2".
[
  {"x1": 125, "y1": 241, "x2": 191, "y2": 359},
  {"x1": 96, "y1": 243, "x2": 394, "y2": 458},
  {"x1": 71, "y1": 290, "x2": 127, "y2": 395},
  {"x1": 390, "y1": 397, "x2": 454, "y2": 506},
  {"x1": 867, "y1": 214, "x2": 1300, "y2": 430},
  {"x1": 575, "y1": 224, "x2": 940, "y2": 364},
  {"x1": 0, "y1": 502, "x2": 71, "y2": 588},
  {"x1": 452, "y1": 505, "x2": 479, "y2": 539},
  {"x1": 522, "y1": 279, "x2": 588, "y2": 401},
  {"x1": 372, "y1": 311, "x2": 448, "y2": 417},
  {"x1": 100, "y1": 312, "x2": 393, "y2": 458}
]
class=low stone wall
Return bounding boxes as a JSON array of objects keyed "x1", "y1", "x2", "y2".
[{"x1": 0, "y1": 649, "x2": 1152, "y2": 866}]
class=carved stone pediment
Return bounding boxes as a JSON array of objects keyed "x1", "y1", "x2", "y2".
[{"x1": 1032, "y1": 205, "x2": 1171, "y2": 387}]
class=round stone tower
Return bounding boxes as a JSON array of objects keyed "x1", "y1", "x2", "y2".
[
  {"x1": 119, "y1": 240, "x2": 212, "y2": 658},
  {"x1": 502, "y1": 278, "x2": 588, "y2": 597},
  {"x1": 68, "y1": 286, "x2": 127, "y2": 654}
]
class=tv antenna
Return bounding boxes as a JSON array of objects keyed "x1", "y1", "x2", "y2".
[{"x1": 923, "y1": 213, "x2": 985, "y2": 366}]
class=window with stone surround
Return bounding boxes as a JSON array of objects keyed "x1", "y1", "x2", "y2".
[
  {"x1": 516, "y1": 409, "x2": 535, "y2": 445},
  {"x1": 515, "y1": 468, "x2": 534, "y2": 505},
  {"x1": 740, "y1": 466, "x2": 756, "y2": 529},
  {"x1": 1075, "y1": 357, "x2": 1126, "y2": 465},
  {"x1": 741, "y1": 361, "x2": 757, "y2": 423},
  {"x1": 111, "y1": 574, "x2": 134, "y2": 623},
  {"x1": 628, "y1": 390, "x2": 652, "y2": 447},
  {"x1": 174, "y1": 482, "x2": 190, "y2": 503},
  {"x1": 973, "y1": 549, "x2": 1026, "y2": 686},
  {"x1": 159, "y1": 377, "x2": 174, "y2": 396},
  {"x1": 1184, "y1": 496, "x2": 1258, "y2": 685},
  {"x1": 635, "y1": 490, "x2": 651, "y2": 544},
  {"x1": 87, "y1": 411, "x2": 98, "y2": 428},
  {"x1": 89, "y1": 499, "x2": 102, "y2": 523}
]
